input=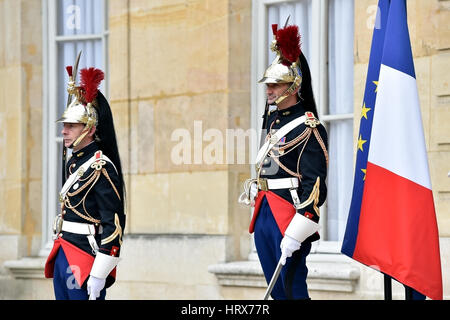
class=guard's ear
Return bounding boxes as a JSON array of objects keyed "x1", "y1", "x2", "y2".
[{"x1": 88, "y1": 126, "x2": 97, "y2": 137}]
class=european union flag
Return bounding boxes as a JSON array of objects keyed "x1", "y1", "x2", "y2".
[{"x1": 341, "y1": 0, "x2": 390, "y2": 257}]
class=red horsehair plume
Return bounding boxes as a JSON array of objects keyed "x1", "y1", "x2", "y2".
[
  {"x1": 272, "y1": 24, "x2": 278, "y2": 36},
  {"x1": 66, "y1": 66, "x2": 73, "y2": 77},
  {"x1": 79, "y1": 67, "x2": 104, "y2": 104},
  {"x1": 273, "y1": 24, "x2": 301, "y2": 66}
]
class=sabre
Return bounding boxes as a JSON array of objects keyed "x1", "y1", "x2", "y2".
[
  {"x1": 263, "y1": 257, "x2": 284, "y2": 300},
  {"x1": 65, "y1": 50, "x2": 82, "y2": 107},
  {"x1": 283, "y1": 15, "x2": 290, "y2": 28}
]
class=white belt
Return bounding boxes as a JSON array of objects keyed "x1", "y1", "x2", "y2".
[
  {"x1": 61, "y1": 220, "x2": 103, "y2": 235},
  {"x1": 258, "y1": 177, "x2": 299, "y2": 191}
]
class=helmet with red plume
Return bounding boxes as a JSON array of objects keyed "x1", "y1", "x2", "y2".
[
  {"x1": 57, "y1": 67, "x2": 104, "y2": 147},
  {"x1": 258, "y1": 22, "x2": 303, "y2": 106}
]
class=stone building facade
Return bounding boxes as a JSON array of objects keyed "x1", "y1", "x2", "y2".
[{"x1": 0, "y1": 0, "x2": 448, "y2": 299}]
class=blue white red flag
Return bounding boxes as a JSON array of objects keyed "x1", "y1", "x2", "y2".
[{"x1": 341, "y1": 0, "x2": 442, "y2": 300}]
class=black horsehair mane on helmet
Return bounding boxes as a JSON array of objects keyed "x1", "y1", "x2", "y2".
[
  {"x1": 95, "y1": 90, "x2": 126, "y2": 210},
  {"x1": 298, "y1": 52, "x2": 319, "y2": 120}
]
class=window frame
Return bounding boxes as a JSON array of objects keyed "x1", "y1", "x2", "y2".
[{"x1": 40, "y1": 0, "x2": 109, "y2": 256}]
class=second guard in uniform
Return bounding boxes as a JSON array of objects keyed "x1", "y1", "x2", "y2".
[
  {"x1": 44, "y1": 66, "x2": 126, "y2": 300},
  {"x1": 240, "y1": 23, "x2": 328, "y2": 299}
]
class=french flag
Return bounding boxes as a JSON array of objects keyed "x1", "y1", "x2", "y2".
[{"x1": 341, "y1": 0, "x2": 442, "y2": 300}]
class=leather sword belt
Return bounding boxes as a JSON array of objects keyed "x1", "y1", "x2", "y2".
[
  {"x1": 60, "y1": 220, "x2": 103, "y2": 255},
  {"x1": 61, "y1": 220, "x2": 103, "y2": 235},
  {"x1": 258, "y1": 177, "x2": 299, "y2": 191}
]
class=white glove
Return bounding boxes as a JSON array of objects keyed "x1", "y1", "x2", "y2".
[
  {"x1": 87, "y1": 275, "x2": 106, "y2": 300},
  {"x1": 280, "y1": 235, "x2": 301, "y2": 265}
]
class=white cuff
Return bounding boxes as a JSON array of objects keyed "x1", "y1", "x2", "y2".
[
  {"x1": 284, "y1": 213, "x2": 319, "y2": 243},
  {"x1": 90, "y1": 252, "x2": 120, "y2": 279}
]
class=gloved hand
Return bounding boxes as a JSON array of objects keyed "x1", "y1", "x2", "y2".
[
  {"x1": 87, "y1": 275, "x2": 106, "y2": 300},
  {"x1": 280, "y1": 235, "x2": 301, "y2": 265}
]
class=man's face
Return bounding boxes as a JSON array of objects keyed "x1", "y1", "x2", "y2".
[
  {"x1": 61, "y1": 122, "x2": 86, "y2": 148},
  {"x1": 266, "y1": 83, "x2": 290, "y2": 105}
]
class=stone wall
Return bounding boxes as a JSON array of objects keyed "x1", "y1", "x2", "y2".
[
  {"x1": 0, "y1": 0, "x2": 43, "y2": 270},
  {"x1": 105, "y1": 0, "x2": 253, "y2": 298},
  {"x1": 0, "y1": 0, "x2": 448, "y2": 300}
]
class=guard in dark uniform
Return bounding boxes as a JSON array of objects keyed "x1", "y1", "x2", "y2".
[
  {"x1": 239, "y1": 23, "x2": 328, "y2": 299},
  {"x1": 45, "y1": 67, "x2": 126, "y2": 300}
]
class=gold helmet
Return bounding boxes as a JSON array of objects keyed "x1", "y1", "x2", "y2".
[
  {"x1": 57, "y1": 67, "x2": 104, "y2": 147},
  {"x1": 259, "y1": 23, "x2": 303, "y2": 105}
]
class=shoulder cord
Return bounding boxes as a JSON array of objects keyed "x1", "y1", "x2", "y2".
[
  {"x1": 67, "y1": 170, "x2": 98, "y2": 197},
  {"x1": 64, "y1": 167, "x2": 121, "y2": 224},
  {"x1": 64, "y1": 170, "x2": 102, "y2": 224},
  {"x1": 266, "y1": 119, "x2": 311, "y2": 157},
  {"x1": 267, "y1": 127, "x2": 327, "y2": 181},
  {"x1": 101, "y1": 167, "x2": 121, "y2": 200},
  {"x1": 313, "y1": 127, "x2": 329, "y2": 166},
  {"x1": 266, "y1": 120, "x2": 312, "y2": 180}
]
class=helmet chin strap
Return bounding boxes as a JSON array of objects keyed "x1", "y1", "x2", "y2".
[
  {"x1": 71, "y1": 126, "x2": 91, "y2": 149},
  {"x1": 274, "y1": 83, "x2": 299, "y2": 106},
  {"x1": 274, "y1": 61, "x2": 302, "y2": 106}
]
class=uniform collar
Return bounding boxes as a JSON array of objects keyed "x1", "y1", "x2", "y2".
[
  {"x1": 276, "y1": 100, "x2": 305, "y2": 117},
  {"x1": 71, "y1": 141, "x2": 98, "y2": 161}
]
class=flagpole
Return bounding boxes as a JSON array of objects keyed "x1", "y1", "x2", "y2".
[
  {"x1": 405, "y1": 285, "x2": 413, "y2": 300},
  {"x1": 384, "y1": 274, "x2": 392, "y2": 300},
  {"x1": 384, "y1": 276, "x2": 420, "y2": 300}
]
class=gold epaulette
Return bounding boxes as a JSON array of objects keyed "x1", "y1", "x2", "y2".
[
  {"x1": 90, "y1": 150, "x2": 107, "y2": 171},
  {"x1": 304, "y1": 112, "x2": 320, "y2": 128}
]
